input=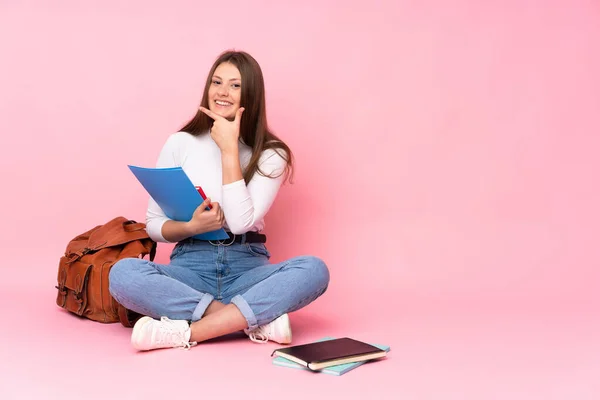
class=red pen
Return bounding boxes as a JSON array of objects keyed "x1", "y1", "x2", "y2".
[{"x1": 195, "y1": 186, "x2": 213, "y2": 210}]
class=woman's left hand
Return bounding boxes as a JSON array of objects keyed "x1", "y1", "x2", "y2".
[{"x1": 199, "y1": 106, "x2": 245, "y2": 154}]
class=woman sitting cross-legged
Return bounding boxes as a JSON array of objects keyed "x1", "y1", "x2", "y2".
[{"x1": 109, "y1": 50, "x2": 330, "y2": 351}]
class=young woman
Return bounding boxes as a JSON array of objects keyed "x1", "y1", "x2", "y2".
[{"x1": 109, "y1": 50, "x2": 330, "y2": 351}]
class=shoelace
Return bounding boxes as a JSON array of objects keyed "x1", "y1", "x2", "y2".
[
  {"x1": 248, "y1": 327, "x2": 270, "y2": 344},
  {"x1": 156, "y1": 317, "x2": 196, "y2": 349}
]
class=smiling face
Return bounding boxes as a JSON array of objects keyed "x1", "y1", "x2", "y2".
[{"x1": 207, "y1": 62, "x2": 242, "y2": 121}]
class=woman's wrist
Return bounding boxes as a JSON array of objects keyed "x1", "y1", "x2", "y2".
[
  {"x1": 220, "y1": 147, "x2": 239, "y2": 160},
  {"x1": 184, "y1": 220, "x2": 203, "y2": 236},
  {"x1": 162, "y1": 219, "x2": 198, "y2": 243}
]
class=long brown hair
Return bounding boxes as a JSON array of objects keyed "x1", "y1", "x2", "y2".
[{"x1": 180, "y1": 50, "x2": 294, "y2": 184}]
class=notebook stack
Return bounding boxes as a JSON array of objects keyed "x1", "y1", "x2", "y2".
[{"x1": 271, "y1": 336, "x2": 390, "y2": 376}]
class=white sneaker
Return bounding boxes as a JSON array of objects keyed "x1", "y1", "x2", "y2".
[
  {"x1": 244, "y1": 314, "x2": 292, "y2": 344},
  {"x1": 131, "y1": 316, "x2": 197, "y2": 351}
]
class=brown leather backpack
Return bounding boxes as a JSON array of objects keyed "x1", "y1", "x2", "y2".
[{"x1": 55, "y1": 216, "x2": 157, "y2": 327}]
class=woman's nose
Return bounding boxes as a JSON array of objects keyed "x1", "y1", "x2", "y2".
[{"x1": 217, "y1": 85, "x2": 228, "y2": 96}]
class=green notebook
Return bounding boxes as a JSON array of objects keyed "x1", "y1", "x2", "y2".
[{"x1": 271, "y1": 337, "x2": 390, "y2": 376}]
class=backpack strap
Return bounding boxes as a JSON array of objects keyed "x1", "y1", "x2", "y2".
[
  {"x1": 123, "y1": 221, "x2": 146, "y2": 232},
  {"x1": 118, "y1": 304, "x2": 143, "y2": 328},
  {"x1": 118, "y1": 304, "x2": 131, "y2": 327},
  {"x1": 148, "y1": 241, "x2": 157, "y2": 262},
  {"x1": 85, "y1": 217, "x2": 152, "y2": 251}
]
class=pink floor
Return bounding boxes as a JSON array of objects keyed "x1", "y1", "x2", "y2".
[{"x1": 1, "y1": 265, "x2": 598, "y2": 400}]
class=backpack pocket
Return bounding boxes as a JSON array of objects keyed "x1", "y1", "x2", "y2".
[{"x1": 56, "y1": 258, "x2": 92, "y2": 316}]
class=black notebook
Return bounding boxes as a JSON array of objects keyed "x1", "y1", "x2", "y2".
[{"x1": 271, "y1": 337, "x2": 388, "y2": 371}]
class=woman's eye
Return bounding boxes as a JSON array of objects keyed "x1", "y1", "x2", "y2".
[
  {"x1": 232, "y1": 83, "x2": 241, "y2": 89},
  {"x1": 212, "y1": 80, "x2": 221, "y2": 85}
]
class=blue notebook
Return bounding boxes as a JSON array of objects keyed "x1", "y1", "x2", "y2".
[
  {"x1": 272, "y1": 337, "x2": 390, "y2": 376},
  {"x1": 128, "y1": 165, "x2": 229, "y2": 241}
]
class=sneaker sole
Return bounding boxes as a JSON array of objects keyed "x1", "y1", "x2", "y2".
[
  {"x1": 130, "y1": 316, "x2": 154, "y2": 350},
  {"x1": 276, "y1": 313, "x2": 292, "y2": 344}
]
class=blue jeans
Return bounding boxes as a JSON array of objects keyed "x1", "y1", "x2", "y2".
[{"x1": 108, "y1": 238, "x2": 330, "y2": 330}]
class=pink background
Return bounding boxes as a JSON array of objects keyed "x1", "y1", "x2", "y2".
[{"x1": 1, "y1": 1, "x2": 599, "y2": 399}]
